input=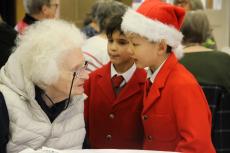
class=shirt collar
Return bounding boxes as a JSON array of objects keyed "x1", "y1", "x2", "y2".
[
  {"x1": 111, "y1": 63, "x2": 136, "y2": 83},
  {"x1": 147, "y1": 58, "x2": 167, "y2": 83}
]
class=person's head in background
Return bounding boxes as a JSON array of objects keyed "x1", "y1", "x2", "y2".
[
  {"x1": 82, "y1": 1, "x2": 101, "y2": 38},
  {"x1": 174, "y1": 0, "x2": 204, "y2": 11},
  {"x1": 181, "y1": 10, "x2": 216, "y2": 50},
  {"x1": 94, "y1": 0, "x2": 127, "y2": 34},
  {"x1": 106, "y1": 14, "x2": 134, "y2": 73},
  {"x1": 23, "y1": 0, "x2": 59, "y2": 20}
]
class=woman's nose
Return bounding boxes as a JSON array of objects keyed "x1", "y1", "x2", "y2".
[
  {"x1": 81, "y1": 69, "x2": 89, "y2": 80},
  {"x1": 76, "y1": 69, "x2": 89, "y2": 80}
]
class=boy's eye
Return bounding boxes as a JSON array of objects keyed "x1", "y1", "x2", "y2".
[
  {"x1": 108, "y1": 39, "x2": 113, "y2": 43},
  {"x1": 132, "y1": 43, "x2": 139, "y2": 46},
  {"x1": 118, "y1": 39, "x2": 129, "y2": 45}
]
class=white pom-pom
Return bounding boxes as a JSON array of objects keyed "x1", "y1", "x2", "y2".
[{"x1": 172, "y1": 44, "x2": 184, "y2": 59}]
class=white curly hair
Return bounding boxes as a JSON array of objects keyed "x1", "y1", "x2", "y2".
[{"x1": 13, "y1": 19, "x2": 85, "y2": 87}]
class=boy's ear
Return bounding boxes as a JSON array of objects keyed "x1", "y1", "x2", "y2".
[{"x1": 157, "y1": 39, "x2": 167, "y2": 55}]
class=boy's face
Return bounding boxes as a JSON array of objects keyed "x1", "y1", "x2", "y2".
[
  {"x1": 127, "y1": 34, "x2": 161, "y2": 70},
  {"x1": 107, "y1": 31, "x2": 134, "y2": 69}
]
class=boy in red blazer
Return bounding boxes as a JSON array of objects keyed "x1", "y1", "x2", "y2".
[
  {"x1": 121, "y1": 0, "x2": 215, "y2": 152},
  {"x1": 84, "y1": 14, "x2": 146, "y2": 149}
]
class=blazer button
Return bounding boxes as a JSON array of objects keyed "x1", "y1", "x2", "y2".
[
  {"x1": 106, "y1": 134, "x2": 112, "y2": 140},
  {"x1": 143, "y1": 115, "x2": 148, "y2": 120},
  {"x1": 109, "y1": 113, "x2": 115, "y2": 119}
]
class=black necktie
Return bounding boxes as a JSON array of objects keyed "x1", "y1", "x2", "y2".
[{"x1": 146, "y1": 78, "x2": 152, "y2": 96}]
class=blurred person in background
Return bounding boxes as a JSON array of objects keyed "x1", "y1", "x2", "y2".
[
  {"x1": 15, "y1": 0, "x2": 59, "y2": 34},
  {"x1": 174, "y1": 0, "x2": 217, "y2": 49},
  {"x1": 0, "y1": 19, "x2": 88, "y2": 153},
  {"x1": 174, "y1": 0, "x2": 204, "y2": 11},
  {"x1": 81, "y1": 2, "x2": 100, "y2": 38},
  {"x1": 82, "y1": 0, "x2": 127, "y2": 72},
  {"x1": 0, "y1": 14, "x2": 17, "y2": 68},
  {"x1": 180, "y1": 10, "x2": 230, "y2": 92}
]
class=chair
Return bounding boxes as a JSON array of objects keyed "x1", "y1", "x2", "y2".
[{"x1": 201, "y1": 84, "x2": 230, "y2": 153}]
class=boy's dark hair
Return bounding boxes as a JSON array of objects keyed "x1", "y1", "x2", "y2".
[{"x1": 106, "y1": 14, "x2": 124, "y2": 39}]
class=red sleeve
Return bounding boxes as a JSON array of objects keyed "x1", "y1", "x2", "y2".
[{"x1": 172, "y1": 84, "x2": 215, "y2": 153}]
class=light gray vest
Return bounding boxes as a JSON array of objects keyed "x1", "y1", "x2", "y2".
[{"x1": 0, "y1": 85, "x2": 86, "y2": 153}]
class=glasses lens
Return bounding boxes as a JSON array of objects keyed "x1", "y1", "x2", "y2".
[{"x1": 76, "y1": 61, "x2": 88, "y2": 79}]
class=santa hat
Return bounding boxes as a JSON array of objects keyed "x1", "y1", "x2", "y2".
[{"x1": 121, "y1": 0, "x2": 185, "y2": 59}]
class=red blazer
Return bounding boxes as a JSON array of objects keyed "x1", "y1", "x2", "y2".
[
  {"x1": 84, "y1": 62, "x2": 146, "y2": 149},
  {"x1": 142, "y1": 53, "x2": 215, "y2": 153}
]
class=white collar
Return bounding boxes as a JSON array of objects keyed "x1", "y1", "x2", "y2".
[
  {"x1": 147, "y1": 58, "x2": 167, "y2": 83},
  {"x1": 111, "y1": 63, "x2": 136, "y2": 83}
]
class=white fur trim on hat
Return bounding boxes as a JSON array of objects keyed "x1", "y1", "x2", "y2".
[{"x1": 121, "y1": 9, "x2": 184, "y2": 59}]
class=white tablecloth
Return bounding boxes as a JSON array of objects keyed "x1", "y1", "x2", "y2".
[{"x1": 20, "y1": 147, "x2": 178, "y2": 153}]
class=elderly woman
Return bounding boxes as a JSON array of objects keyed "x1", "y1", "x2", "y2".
[{"x1": 0, "y1": 19, "x2": 88, "y2": 153}]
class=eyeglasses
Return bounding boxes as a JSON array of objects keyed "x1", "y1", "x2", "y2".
[
  {"x1": 75, "y1": 61, "x2": 89, "y2": 79},
  {"x1": 64, "y1": 61, "x2": 88, "y2": 109}
]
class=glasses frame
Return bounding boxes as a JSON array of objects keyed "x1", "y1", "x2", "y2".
[{"x1": 64, "y1": 61, "x2": 88, "y2": 109}]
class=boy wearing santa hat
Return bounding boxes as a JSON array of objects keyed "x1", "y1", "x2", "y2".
[{"x1": 121, "y1": 0, "x2": 215, "y2": 152}]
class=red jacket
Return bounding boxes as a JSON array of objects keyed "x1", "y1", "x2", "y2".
[
  {"x1": 84, "y1": 62, "x2": 146, "y2": 149},
  {"x1": 142, "y1": 53, "x2": 215, "y2": 153}
]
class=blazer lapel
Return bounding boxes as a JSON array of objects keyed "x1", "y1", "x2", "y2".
[
  {"x1": 97, "y1": 63, "x2": 116, "y2": 102},
  {"x1": 143, "y1": 82, "x2": 162, "y2": 113},
  {"x1": 143, "y1": 53, "x2": 178, "y2": 113}
]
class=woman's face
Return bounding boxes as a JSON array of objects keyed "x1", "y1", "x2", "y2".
[{"x1": 49, "y1": 48, "x2": 89, "y2": 98}]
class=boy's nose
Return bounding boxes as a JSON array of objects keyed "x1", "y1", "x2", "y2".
[
  {"x1": 109, "y1": 43, "x2": 117, "y2": 52},
  {"x1": 127, "y1": 44, "x2": 135, "y2": 56}
]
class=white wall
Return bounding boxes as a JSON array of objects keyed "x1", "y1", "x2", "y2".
[{"x1": 205, "y1": 0, "x2": 230, "y2": 49}]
